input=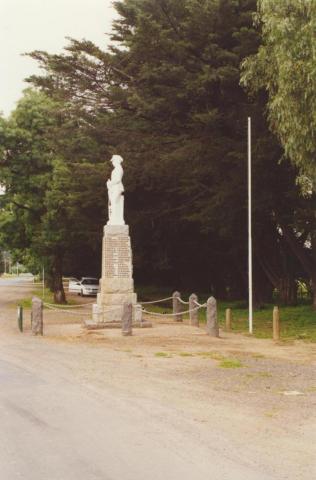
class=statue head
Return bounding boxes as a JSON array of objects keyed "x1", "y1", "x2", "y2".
[{"x1": 110, "y1": 154, "x2": 123, "y2": 166}]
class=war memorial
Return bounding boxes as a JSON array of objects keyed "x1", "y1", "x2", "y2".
[{"x1": 92, "y1": 155, "x2": 142, "y2": 325}]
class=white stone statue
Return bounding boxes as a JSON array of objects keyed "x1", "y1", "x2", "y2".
[{"x1": 107, "y1": 154, "x2": 125, "y2": 225}]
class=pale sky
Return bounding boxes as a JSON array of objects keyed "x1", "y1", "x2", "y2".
[{"x1": 0, "y1": 0, "x2": 118, "y2": 117}]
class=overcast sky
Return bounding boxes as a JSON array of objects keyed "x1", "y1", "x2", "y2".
[{"x1": 0, "y1": 0, "x2": 118, "y2": 117}]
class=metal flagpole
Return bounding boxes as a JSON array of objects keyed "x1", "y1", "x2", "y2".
[
  {"x1": 42, "y1": 266, "x2": 45, "y2": 300},
  {"x1": 248, "y1": 117, "x2": 253, "y2": 334}
]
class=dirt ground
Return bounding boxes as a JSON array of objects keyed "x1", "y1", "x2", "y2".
[{"x1": 1, "y1": 286, "x2": 316, "y2": 479}]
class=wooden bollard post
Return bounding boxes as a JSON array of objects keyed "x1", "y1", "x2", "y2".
[
  {"x1": 225, "y1": 308, "x2": 232, "y2": 331},
  {"x1": 189, "y1": 293, "x2": 199, "y2": 327},
  {"x1": 172, "y1": 291, "x2": 182, "y2": 322},
  {"x1": 206, "y1": 297, "x2": 219, "y2": 337},
  {"x1": 31, "y1": 297, "x2": 43, "y2": 336},
  {"x1": 122, "y1": 302, "x2": 133, "y2": 336},
  {"x1": 273, "y1": 306, "x2": 280, "y2": 341}
]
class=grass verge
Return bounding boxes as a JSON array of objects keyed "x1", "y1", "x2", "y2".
[
  {"x1": 137, "y1": 287, "x2": 316, "y2": 342},
  {"x1": 219, "y1": 358, "x2": 243, "y2": 368},
  {"x1": 15, "y1": 287, "x2": 77, "y2": 308},
  {"x1": 217, "y1": 302, "x2": 316, "y2": 342}
]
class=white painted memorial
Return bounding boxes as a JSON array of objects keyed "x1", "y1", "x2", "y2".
[
  {"x1": 107, "y1": 155, "x2": 125, "y2": 226},
  {"x1": 93, "y1": 155, "x2": 140, "y2": 323}
]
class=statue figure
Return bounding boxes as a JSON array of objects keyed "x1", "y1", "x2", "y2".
[{"x1": 107, "y1": 154, "x2": 125, "y2": 225}]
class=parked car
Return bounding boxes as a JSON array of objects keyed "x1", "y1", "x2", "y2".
[
  {"x1": 68, "y1": 278, "x2": 80, "y2": 292},
  {"x1": 68, "y1": 277, "x2": 99, "y2": 296},
  {"x1": 19, "y1": 273, "x2": 35, "y2": 281}
]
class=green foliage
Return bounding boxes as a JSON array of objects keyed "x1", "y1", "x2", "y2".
[
  {"x1": 0, "y1": 90, "x2": 59, "y2": 258},
  {"x1": 107, "y1": 0, "x2": 304, "y2": 300},
  {"x1": 217, "y1": 302, "x2": 316, "y2": 342},
  {"x1": 241, "y1": 0, "x2": 316, "y2": 185},
  {"x1": 219, "y1": 358, "x2": 243, "y2": 368},
  {"x1": 14, "y1": 286, "x2": 78, "y2": 308},
  {"x1": 1, "y1": 0, "x2": 314, "y2": 307},
  {"x1": 155, "y1": 351, "x2": 172, "y2": 358},
  {"x1": 144, "y1": 292, "x2": 316, "y2": 341},
  {"x1": 0, "y1": 89, "x2": 109, "y2": 301},
  {"x1": 25, "y1": 1, "x2": 270, "y2": 295}
]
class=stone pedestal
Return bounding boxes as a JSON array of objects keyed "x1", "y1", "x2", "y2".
[{"x1": 93, "y1": 225, "x2": 140, "y2": 323}]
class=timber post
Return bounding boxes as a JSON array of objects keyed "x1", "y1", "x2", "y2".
[
  {"x1": 225, "y1": 308, "x2": 232, "y2": 331},
  {"x1": 273, "y1": 306, "x2": 280, "y2": 341}
]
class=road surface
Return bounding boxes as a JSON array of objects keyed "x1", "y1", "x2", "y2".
[{"x1": 0, "y1": 278, "x2": 314, "y2": 479}]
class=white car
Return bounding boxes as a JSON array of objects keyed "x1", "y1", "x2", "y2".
[
  {"x1": 68, "y1": 277, "x2": 80, "y2": 292},
  {"x1": 68, "y1": 277, "x2": 99, "y2": 296}
]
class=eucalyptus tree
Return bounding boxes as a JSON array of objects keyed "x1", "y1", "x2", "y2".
[
  {"x1": 241, "y1": 0, "x2": 316, "y2": 307},
  {"x1": 241, "y1": 0, "x2": 316, "y2": 184}
]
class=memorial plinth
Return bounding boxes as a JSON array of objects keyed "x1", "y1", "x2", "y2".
[{"x1": 93, "y1": 225, "x2": 139, "y2": 323}]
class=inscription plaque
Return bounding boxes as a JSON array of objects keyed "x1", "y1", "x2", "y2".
[
  {"x1": 93, "y1": 224, "x2": 140, "y2": 324},
  {"x1": 103, "y1": 235, "x2": 132, "y2": 279}
]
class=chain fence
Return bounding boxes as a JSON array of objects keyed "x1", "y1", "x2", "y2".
[
  {"x1": 43, "y1": 302, "x2": 122, "y2": 317},
  {"x1": 43, "y1": 301, "x2": 95, "y2": 309},
  {"x1": 177, "y1": 297, "x2": 190, "y2": 305},
  {"x1": 141, "y1": 303, "x2": 206, "y2": 317},
  {"x1": 140, "y1": 296, "x2": 174, "y2": 305}
]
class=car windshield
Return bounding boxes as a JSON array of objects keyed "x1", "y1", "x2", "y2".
[{"x1": 82, "y1": 279, "x2": 98, "y2": 285}]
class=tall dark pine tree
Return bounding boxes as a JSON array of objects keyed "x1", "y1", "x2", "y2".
[{"x1": 25, "y1": 0, "x2": 304, "y2": 303}]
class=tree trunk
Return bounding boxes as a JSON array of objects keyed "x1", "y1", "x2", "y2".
[
  {"x1": 228, "y1": 259, "x2": 248, "y2": 300},
  {"x1": 278, "y1": 276, "x2": 297, "y2": 306},
  {"x1": 312, "y1": 275, "x2": 316, "y2": 310},
  {"x1": 253, "y1": 261, "x2": 274, "y2": 307},
  {"x1": 282, "y1": 224, "x2": 315, "y2": 308},
  {"x1": 312, "y1": 232, "x2": 316, "y2": 310},
  {"x1": 258, "y1": 258, "x2": 297, "y2": 306},
  {"x1": 51, "y1": 253, "x2": 66, "y2": 304}
]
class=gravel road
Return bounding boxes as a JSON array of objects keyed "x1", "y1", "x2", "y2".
[{"x1": 0, "y1": 279, "x2": 315, "y2": 480}]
